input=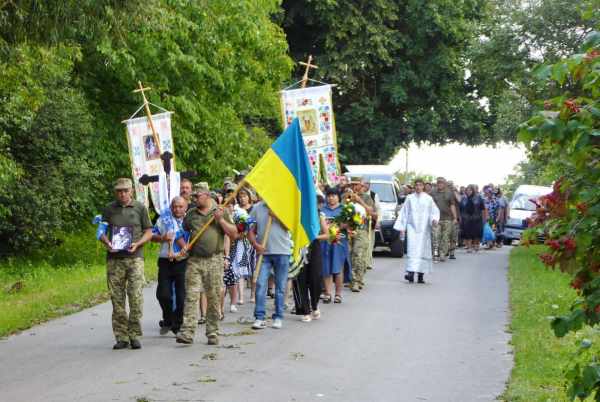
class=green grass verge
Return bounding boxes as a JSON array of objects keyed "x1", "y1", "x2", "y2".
[
  {"x1": 0, "y1": 230, "x2": 158, "y2": 338},
  {"x1": 501, "y1": 245, "x2": 586, "y2": 401}
]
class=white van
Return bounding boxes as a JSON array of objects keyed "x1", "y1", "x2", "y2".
[{"x1": 504, "y1": 184, "x2": 553, "y2": 245}]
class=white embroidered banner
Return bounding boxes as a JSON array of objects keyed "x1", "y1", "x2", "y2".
[
  {"x1": 281, "y1": 85, "x2": 341, "y2": 186},
  {"x1": 125, "y1": 112, "x2": 174, "y2": 213}
]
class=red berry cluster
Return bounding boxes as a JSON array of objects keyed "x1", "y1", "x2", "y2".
[
  {"x1": 546, "y1": 239, "x2": 561, "y2": 251},
  {"x1": 569, "y1": 277, "x2": 588, "y2": 290},
  {"x1": 586, "y1": 50, "x2": 599, "y2": 61},
  {"x1": 591, "y1": 263, "x2": 600, "y2": 274},
  {"x1": 564, "y1": 98, "x2": 581, "y2": 113},
  {"x1": 537, "y1": 252, "x2": 556, "y2": 268},
  {"x1": 577, "y1": 72, "x2": 584, "y2": 79},
  {"x1": 576, "y1": 203, "x2": 590, "y2": 215},
  {"x1": 561, "y1": 237, "x2": 577, "y2": 249},
  {"x1": 544, "y1": 101, "x2": 555, "y2": 110}
]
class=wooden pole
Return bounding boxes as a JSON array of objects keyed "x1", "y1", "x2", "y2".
[
  {"x1": 253, "y1": 216, "x2": 273, "y2": 282},
  {"x1": 133, "y1": 81, "x2": 163, "y2": 155},
  {"x1": 184, "y1": 180, "x2": 247, "y2": 251},
  {"x1": 299, "y1": 55, "x2": 319, "y2": 89}
]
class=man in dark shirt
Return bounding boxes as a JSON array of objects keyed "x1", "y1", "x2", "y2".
[
  {"x1": 429, "y1": 177, "x2": 459, "y2": 261},
  {"x1": 99, "y1": 178, "x2": 153, "y2": 350}
]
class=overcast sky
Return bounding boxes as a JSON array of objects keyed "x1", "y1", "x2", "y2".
[{"x1": 389, "y1": 142, "x2": 528, "y2": 188}]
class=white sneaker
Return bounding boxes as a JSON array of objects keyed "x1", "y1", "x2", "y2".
[
  {"x1": 272, "y1": 318, "x2": 283, "y2": 329},
  {"x1": 230, "y1": 305, "x2": 237, "y2": 313},
  {"x1": 251, "y1": 319, "x2": 266, "y2": 329}
]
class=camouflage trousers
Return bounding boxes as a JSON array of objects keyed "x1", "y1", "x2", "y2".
[
  {"x1": 433, "y1": 220, "x2": 454, "y2": 258},
  {"x1": 106, "y1": 258, "x2": 146, "y2": 342},
  {"x1": 349, "y1": 230, "x2": 369, "y2": 284},
  {"x1": 181, "y1": 255, "x2": 223, "y2": 341},
  {"x1": 449, "y1": 222, "x2": 459, "y2": 255}
]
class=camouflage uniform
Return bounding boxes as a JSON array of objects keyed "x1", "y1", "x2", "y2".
[
  {"x1": 449, "y1": 221, "x2": 459, "y2": 256},
  {"x1": 433, "y1": 220, "x2": 453, "y2": 258},
  {"x1": 101, "y1": 178, "x2": 153, "y2": 343},
  {"x1": 349, "y1": 230, "x2": 369, "y2": 285},
  {"x1": 106, "y1": 258, "x2": 146, "y2": 342},
  {"x1": 180, "y1": 255, "x2": 223, "y2": 340}
]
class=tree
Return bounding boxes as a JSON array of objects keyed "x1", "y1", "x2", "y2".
[{"x1": 281, "y1": 0, "x2": 490, "y2": 165}]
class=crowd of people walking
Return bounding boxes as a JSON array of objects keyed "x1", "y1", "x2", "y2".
[{"x1": 97, "y1": 173, "x2": 509, "y2": 350}]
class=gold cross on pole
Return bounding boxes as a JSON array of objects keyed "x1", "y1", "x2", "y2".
[
  {"x1": 299, "y1": 55, "x2": 319, "y2": 89},
  {"x1": 133, "y1": 81, "x2": 162, "y2": 156}
]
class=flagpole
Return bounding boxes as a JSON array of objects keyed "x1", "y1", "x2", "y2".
[
  {"x1": 253, "y1": 216, "x2": 273, "y2": 282},
  {"x1": 185, "y1": 180, "x2": 247, "y2": 251}
]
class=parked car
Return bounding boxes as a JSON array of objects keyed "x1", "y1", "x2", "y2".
[
  {"x1": 344, "y1": 168, "x2": 406, "y2": 257},
  {"x1": 504, "y1": 184, "x2": 553, "y2": 245}
]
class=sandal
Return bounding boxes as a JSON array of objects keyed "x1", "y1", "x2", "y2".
[
  {"x1": 334, "y1": 295, "x2": 342, "y2": 303},
  {"x1": 267, "y1": 287, "x2": 275, "y2": 298},
  {"x1": 198, "y1": 316, "x2": 206, "y2": 325},
  {"x1": 312, "y1": 310, "x2": 321, "y2": 319},
  {"x1": 323, "y1": 294, "x2": 332, "y2": 304},
  {"x1": 237, "y1": 295, "x2": 245, "y2": 305},
  {"x1": 475, "y1": 246, "x2": 480, "y2": 252},
  {"x1": 230, "y1": 305, "x2": 237, "y2": 313},
  {"x1": 319, "y1": 293, "x2": 325, "y2": 300},
  {"x1": 301, "y1": 315, "x2": 311, "y2": 322},
  {"x1": 291, "y1": 306, "x2": 297, "y2": 314}
]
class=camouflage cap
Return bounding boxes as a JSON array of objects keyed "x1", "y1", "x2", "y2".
[
  {"x1": 192, "y1": 182, "x2": 210, "y2": 195},
  {"x1": 225, "y1": 182, "x2": 236, "y2": 191},
  {"x1": 348, "y1": 175, "x2": 363, "y2": 184},
  {"x1": 223, "y1": 177, "x2": 235, "y2": 185},
  {"x1": 436, "y1": 177, "x2": 446, "y2": 183},
  {"x1": 240, "y1": 170, "x2": 250, "y2": 176},
  {"x1": 447, "y1": 180, "x2": 454, "y2": 186},
  {"x1": 114, "y1": 178, "x2": 133, "y2": 190}
]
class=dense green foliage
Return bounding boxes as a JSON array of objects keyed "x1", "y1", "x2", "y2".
[
  {"x1": 0, "y1": 0, "x2": 293, "y2": 254},
  {"x1": 281, "y1": 0, "x2": 490, "y2": 164},
  {"x1": 469, "y1": 0, "x2": 595, "y2": 143},
  {"x1": 518, "y1": 2, "x2": 600, "y2": 399}
]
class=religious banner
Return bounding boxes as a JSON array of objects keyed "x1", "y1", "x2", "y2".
[
  {"x1": 281, "y1": 85, "x2": 341, "y2": 186},
  {"x1": 125, "y1": 112, "x2": 174, "y2": 212}
]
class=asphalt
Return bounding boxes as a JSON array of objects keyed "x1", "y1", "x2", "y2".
[{"x1": 0, "y1": 246, "x2": 513, "y2": 402}]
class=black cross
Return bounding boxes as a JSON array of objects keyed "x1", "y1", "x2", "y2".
[{"x1": 138, "y1": 151, "x2": 196, "y2": 186}]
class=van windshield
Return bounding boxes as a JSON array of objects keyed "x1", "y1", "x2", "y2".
[
  {"x1": 370, "y1": 183, "x2": 396, "y2": 203},
  {"x1": 511, "y1": 194, "x2": 539, "y2": 211}
]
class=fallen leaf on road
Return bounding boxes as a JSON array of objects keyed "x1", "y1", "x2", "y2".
[
  {"x1": 292, "y1": 353, "x2": 305, "y2": 361},
  {"x1": 199, "y1": 378, "x2": 217, "y2": 383}
]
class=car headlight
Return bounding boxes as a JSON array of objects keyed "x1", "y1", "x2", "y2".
[
  {"x1": 380, "y1": 210, "x2": 396, "y2": 221},
  {"x1": 508, "y1": 218, "x2": 521, "y2": 226}
]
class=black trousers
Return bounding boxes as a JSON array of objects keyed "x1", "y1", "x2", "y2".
[
  {"x1": 294, "y1": 241, "x2": 323, "y2": 315},
  {"x1": 156, "y1": 258, "x2": 187, "y2": 332}
]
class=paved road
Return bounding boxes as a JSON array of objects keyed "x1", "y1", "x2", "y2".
[{"x1": 0, "y1": 247, "x2": 513, "y2": 402}]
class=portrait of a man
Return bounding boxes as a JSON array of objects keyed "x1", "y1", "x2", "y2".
[{"x1": 112, "y1": 226, "x2": 133, "y2": 250}]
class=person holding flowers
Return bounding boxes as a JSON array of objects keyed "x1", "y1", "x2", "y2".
[
  {"x1": 234, "y1": 188, "x2": 256, "y2": 304},
  {"x1": 483, "y1": 188, "x2": 500, "y2": 250},
  {"x1": 342, "y1": 175, "x2": 374, "y2": 293},
  {"x1": 320, "y1": 187, "x2": 351, "y2": 303}
]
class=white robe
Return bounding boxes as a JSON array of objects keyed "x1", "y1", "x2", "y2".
[{"x1": 393, "y1": 192, "x2": 440, "y2": 274}]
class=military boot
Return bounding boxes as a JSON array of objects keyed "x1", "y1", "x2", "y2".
[
  {"x1": 113, "y1": 340, "x2": 129, "y2": 349},
  {"x1": 351, "y1": 282, "x2": 361, "y2": 292}
]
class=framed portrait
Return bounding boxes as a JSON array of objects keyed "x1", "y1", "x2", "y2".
[
  {"x1": 112, "y1": 226, "x2": 134, "y2": 251},
  {"x1": 143, "y1": 135, "x2": 160, "y2": 161},
  {"x1": 296, "y1": 109, "x2": 318, "y2": 136}
]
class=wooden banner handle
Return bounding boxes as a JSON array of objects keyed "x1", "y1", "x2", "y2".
[
  {"x1": 169, "y1": 239, "x2": 174, "y2": 262},
  {"x1": 253, "y1": 215, "x2": 273, "y2": 282},
  {"x1": 184, "y1": 180, "x2": 247, "y2": 252}
]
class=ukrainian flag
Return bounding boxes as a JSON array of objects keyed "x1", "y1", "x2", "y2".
[{"x1": 245, "y1": 118, "x2": 320, "y2": 262}]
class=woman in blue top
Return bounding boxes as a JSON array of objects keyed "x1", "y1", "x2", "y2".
[{"x1": 320, "y1": 187, "x2": 352, "y2": 304}]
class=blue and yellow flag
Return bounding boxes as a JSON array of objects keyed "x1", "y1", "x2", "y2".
[{"x1": 245, "y1": 118, "x2": 320, "y2": 262}]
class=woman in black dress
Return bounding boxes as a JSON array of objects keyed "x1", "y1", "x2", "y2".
[{"x1": 459, "y1": 185, "x2": 490, "y2": 253}]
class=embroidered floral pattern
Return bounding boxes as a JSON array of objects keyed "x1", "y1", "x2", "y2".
[{"x1": 297, "y1": 98, "x2": 313, "y2": 108}]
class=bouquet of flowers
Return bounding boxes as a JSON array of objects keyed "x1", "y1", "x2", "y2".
[
  {"x1": 327, "y1": 224, "x2": 346, "y2": 245},
  {"x1": 233, "y1": 206, "x2": 255, "y2": 234},
  {"x1": 487, "y1": 218, "x2": 498, "y2": 233},
  {"x1": 334, "y1": 202, "x2": 366, "y2": 230}
]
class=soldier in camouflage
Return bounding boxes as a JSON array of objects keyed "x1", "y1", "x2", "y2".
[
  {"x1": 429, "y1": 177, "x2": 459, "y2": 262},
  {"x1": 343, "y1": 175, "x2": 374, "y2": 292},
  {"x1": 175, "y1": 182, "x2": 238, "y2": 346},
  {"x1": 447, "y1": 181, "x2": 462, "y2": 259},
  {"x1": 99, "y1": 178, "x2": 153, "y2": 350}
]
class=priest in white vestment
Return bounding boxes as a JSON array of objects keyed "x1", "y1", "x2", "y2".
[{"x1": 393, "y1": 179, "x2": 440, "y2": 283}]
